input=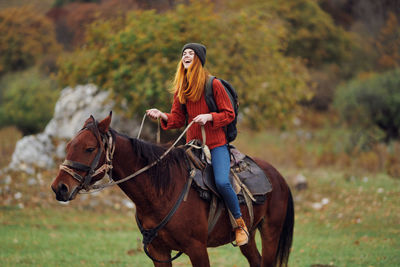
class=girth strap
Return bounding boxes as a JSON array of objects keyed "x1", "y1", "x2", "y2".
[
  {"x1": 207, "y1": 195, "x2": 222, "y2": 235},
  {"x1": 135, "y1": 176, "x2": 193, "y2": 263}
]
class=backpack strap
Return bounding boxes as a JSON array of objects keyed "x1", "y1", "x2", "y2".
[
  {"x1": 205, "y1": 76, "x2": 234, "y2": 147},
  {"x1": 205, "y1": 76, "x2": 218, "y2": 112}
]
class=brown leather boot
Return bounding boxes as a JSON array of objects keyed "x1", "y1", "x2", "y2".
[{"x1": 235, "y1": 217, "x2": 249, "y2": 246}]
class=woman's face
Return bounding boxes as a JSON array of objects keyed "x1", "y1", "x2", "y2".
[{"x1": 182, "y1": 48, "x2": 195, "y2": 69}]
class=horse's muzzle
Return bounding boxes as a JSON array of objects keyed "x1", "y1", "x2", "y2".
[{"x1": 52, "y1": 183, "x2": 78, "y2": 202}]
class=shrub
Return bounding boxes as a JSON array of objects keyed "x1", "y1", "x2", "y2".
[
  {"x1": 0, "y1": 6, "x2": 61, "y2": 75},
  {"x1": 334, "y1": 69, "x2": 400, "y2": 142},
  {"x1": 53, "y1": 0, "x2": 100, "y2": 8},
  {"x1": 0, "y1": 68, "x2": 59, "y2": 135}
]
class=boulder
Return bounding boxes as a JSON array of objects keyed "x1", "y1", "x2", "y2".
[
  {"x1": 7, "y1": 84, "x2": 150, "y2": 174},
  {"x1": 289, "y1": 173, "x2": 308, "y2": 191}
]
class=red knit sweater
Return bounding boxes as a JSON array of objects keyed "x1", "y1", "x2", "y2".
[{"x1": 161, "y1": 79, "x2": 235, "y2": 149}]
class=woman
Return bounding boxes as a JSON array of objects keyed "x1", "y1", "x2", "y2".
[{"x1": 146, "y1": 43, "x2": 248, "y2": 246}]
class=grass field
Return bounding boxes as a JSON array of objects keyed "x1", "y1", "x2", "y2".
[{"x1": 1, "y1": 167, "x2": 399, "y2": 267}]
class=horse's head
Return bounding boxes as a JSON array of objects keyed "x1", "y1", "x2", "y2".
[{"x1": 51, "y1": 112, "x2": 113, "y2": 201}]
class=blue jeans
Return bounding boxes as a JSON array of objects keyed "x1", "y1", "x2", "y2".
[{"x1": 211, "y1": 145, "x2": 242, "y2": 219}]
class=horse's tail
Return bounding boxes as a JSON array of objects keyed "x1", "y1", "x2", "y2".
[{"x1": 275, "y1": 188, "x2": 294, "y2": 267}]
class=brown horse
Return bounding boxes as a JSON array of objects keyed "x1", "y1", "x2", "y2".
[{"x1": 51, "y1": 113, "x2": 294, "y2": 267}]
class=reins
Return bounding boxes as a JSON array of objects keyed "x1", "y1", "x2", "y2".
[
  {"x1": 60, "y1": 114, "x2": 196, "y2": 193},
  {"x1": 91, "y1": 118, "x2": 194, "y2": 191}
]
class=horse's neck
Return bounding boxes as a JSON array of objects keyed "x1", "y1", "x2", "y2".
[{"x1": 111, "y1": 134, "x2": 183, "y2": 219}]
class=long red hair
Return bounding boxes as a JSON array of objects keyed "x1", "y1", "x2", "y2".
[{"x1": 171, "y1": 55, "x2": 209, "y2": 104}]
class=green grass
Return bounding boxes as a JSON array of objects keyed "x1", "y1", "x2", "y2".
[
  {"x1": 288, "y1": 169, "x2": 400, "y2": 267},
  {"x1": 1, "y1": 169, "x2": 399, "y2": 267},
  {"x1": 0, "y1": 205, "x2": 249, "y2": 266}
]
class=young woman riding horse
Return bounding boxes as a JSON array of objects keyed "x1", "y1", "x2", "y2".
[
  {"x1": 146, "y1": 43, "x2": 248, "y2": 246},
  {"x1": 51, "y1": 112, "x2": 294, "y2": 266},
  {"x1": 51, "y1": 44, "x2": 294, "y2": 267}
]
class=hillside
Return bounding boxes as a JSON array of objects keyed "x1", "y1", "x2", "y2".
[{"x1": 0, "y1": 0, "x2": 53, "y2": 13}]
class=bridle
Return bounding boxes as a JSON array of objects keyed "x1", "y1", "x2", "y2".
[{"x1": 59, "y1": 118, "x2": 115, "y2": 191}]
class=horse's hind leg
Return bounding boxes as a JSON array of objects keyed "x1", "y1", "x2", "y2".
[
  {"x1": 239, "y1": 230, "x2": 261, "y2": 267},
  {"x1": 259, "y1": 218, "x2": 282, "y2": 267},
  {"x1": 259, "y1": 195, "x2": 289, "y2": 267}
]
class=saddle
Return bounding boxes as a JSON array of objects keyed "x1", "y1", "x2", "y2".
[
  {"x1": 183, "y1": 140, "x2": 272, "y2": 233},
  {"x1": 184, "y1": 140, "x2": 272, "y2": 204}
]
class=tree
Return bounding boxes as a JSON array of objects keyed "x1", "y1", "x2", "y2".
[
  {"x1": 375, "y1": 12, "x2": 400, "y2": 71},
  {"x1": 57, "y1": 1, "x2": 311, "y2": 129},
  {"x1": 0, "y1": 6, "x2": 61, "y2": 75}
]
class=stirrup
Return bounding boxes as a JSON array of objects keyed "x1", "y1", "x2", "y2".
[{"x1": 231, "y1": 225, "x2": 250, "y2": 247}]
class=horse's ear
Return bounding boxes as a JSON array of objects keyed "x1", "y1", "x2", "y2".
[
  {"x1": 83, "y1": 115, "x2": 95, "y2": 127},
  {"x1": 98, "y1": 111, "x2": 112, "y2": 133}
]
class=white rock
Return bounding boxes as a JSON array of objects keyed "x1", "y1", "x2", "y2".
[
  {"x1": 6, "y1": 84, "x2": 146, "y2": 174},
  {"x1": 27, "y1": 178, "x2": 37, "y2": 186},
  {"x1": 291, "y1": 173, "x2": 308, "y2": 191},
  {"x1": 321, "y1": 198, "x2": 330, "y2": 205},
  {"x1": 122, "y1": 199, "x2": 135, "y2": 209},
  {"x1": 3, "y1": 175, "x2": 12, "y2": 185},
  {"x1": 9, "y1": 133, "x2": 54, "y2": 171},
  {"x1": 311, "y1": 202, "x2": 323, "y2": 210}
]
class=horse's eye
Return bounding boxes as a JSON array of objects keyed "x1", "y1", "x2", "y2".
[{"x1": 85, "y1": 147, "x2": 96, "y2": 153}]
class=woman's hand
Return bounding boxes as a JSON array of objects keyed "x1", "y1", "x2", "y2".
[
  {"x1": 146, "y1": 108, "x2": 168, "y2": 121},
  {"x1": 193, "y1": 114, "x2": 213, "y2": 125}
]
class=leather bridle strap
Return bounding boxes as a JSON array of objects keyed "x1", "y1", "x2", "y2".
[
  {"x1": 60, "y1": 139, "x2": 103, "y2": 189},
  {"x1": 59, "y1": 121, "x2": 114, "y2": 191},
  {"x1": 62, "y1": 160, "x2": 91, "y2": 172}
]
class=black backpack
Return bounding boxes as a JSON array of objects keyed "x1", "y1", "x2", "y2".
[
  {"x1": 183, "y1": 76, "x2": 238, "y2": 143},
  {"x1": 205, "y1": 76, "x2": 238, "y2": 143}
]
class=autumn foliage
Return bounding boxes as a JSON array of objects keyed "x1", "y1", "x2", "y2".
[
  {"x1": 0, "y1": 6, "x2": 60, "y2": 74},
  {"x1": 57, "y1": 1, "x2": 312, "y2": 129},
  {"x1": 375, "y1": 12, "x2": 400, "y2": 71},
  {"x1": 0, "y1": 0, "x2": 399, "y2": 139}
]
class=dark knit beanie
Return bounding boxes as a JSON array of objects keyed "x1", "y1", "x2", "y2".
[{"x1": 182, "y1": 43, "x2": 206, "y2": 66}]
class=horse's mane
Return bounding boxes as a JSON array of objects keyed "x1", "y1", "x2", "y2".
[{"x1": 111, "y1": 129, "x2": 188, "y2": 194}]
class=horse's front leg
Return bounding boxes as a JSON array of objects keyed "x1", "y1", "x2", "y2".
[
  {"x1": 186, "y1": 241, "x2": 210, "y2": 267},
  {"x1": 146, "y1": 244, "x2": 172, "y2": 267}
]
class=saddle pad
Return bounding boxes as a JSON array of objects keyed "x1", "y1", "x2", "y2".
[{"x1": 192, "y1": 155, "x2": 272, "y2": 204}]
